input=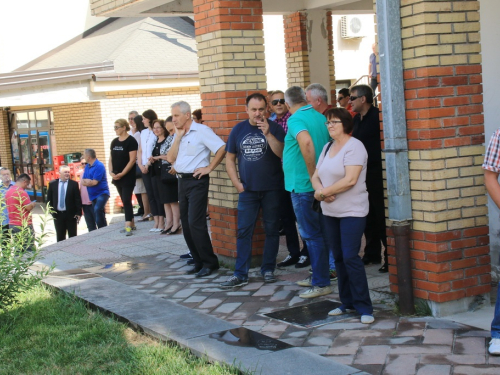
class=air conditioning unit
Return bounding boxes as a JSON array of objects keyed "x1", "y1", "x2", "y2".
[{"x1": 341, "y1": 16, "x2": 365, "y2": 39}]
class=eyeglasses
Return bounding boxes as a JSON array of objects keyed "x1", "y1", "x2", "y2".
[
  {"x1": 113, "y1": 125, "x2": 124, "y2": 130},
  {"x1": 271, "y1": 99, "x2": 286, "y2": 106},
  {"x1": 349, "y1": 96, "x2": 360, "y2": 101},
  {"x1": 325, "y1": 120, "x2": 342, "y2": 127}
]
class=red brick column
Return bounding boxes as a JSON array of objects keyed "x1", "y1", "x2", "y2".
[
  {"x1": 283, "y1": 12, "x2": 309, "y2": 88},
  {"x1": 0, "y1": 110, "x2": 12, "y2": 171},
  {"x1": 193, "y1": 0, "x2": 267, "y2": 262},
  {"x1": 393, "y1": 0, "x2": 490, "y2": 314}
]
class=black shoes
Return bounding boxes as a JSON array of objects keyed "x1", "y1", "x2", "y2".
[
  {"x1": 379, "y1": 264, "x2": 388, "y2": 273},
  {"x1": 195, "y1": 268, "x2": 214, "y2": 278},
  {"x1": 362, "y1": 257, "x2": 381, "y2": 265},
  {"x1": 263, "y1": 271, "x2": 277, "y2": 283},
  {"x1": 186, "y1": 259, "x2": 195, "y2": 265},
  {"x1": 277, "y1": 255, "x2": 299, "y2": 268},
  {"x1": 185, "y1": 267, "x2": 201, "y2": 275},
  {"x1": 180, "y1": 252, "x2": 193, "y2": 259},
  {"x1": 295, "y1": 255, "x2": 310, "y2": 268}
]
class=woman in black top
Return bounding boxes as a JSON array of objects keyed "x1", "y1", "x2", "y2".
[
  {"x1": 109, "y1": 118, "x2": 138, "y2": 236},
  {"x1": 149, "y1": 118, "x2": 181, "y2": 235}
]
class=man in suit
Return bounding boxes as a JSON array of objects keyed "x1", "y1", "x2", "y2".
[{"x1": 47, "y1": 165, "x2": 82, "y2": 242}]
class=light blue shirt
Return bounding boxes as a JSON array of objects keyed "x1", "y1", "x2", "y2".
[
  {"x1": 57, "y1": 179, "x2": 68, "y2": 211},
  {"x1": 0, "y1": 181, "x2": 15, "y2": 226}
]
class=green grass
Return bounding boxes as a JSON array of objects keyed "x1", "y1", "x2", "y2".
[{"x1": 0, "y1": 285, "x2": 240, "y2": 375}]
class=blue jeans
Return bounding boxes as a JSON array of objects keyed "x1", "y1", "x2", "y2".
[
  {"x1": 234, "y1": 190, "x2": 281, "y2": 280},
  {"x1": 291, "y1": 191, "x2": 330, "y2": 287},
  {"x1": 82, "y1": 204, "x2": 97, "y2": 232},
  {"x1": 323, "y1": 215, "x2": 373, "y2": 315},
  {"x1": 92, "y1": 194, "x2": 109, "y2": 229},
  {"x1": 492, "y1": 283, "x2": 500, "y2": 338}
]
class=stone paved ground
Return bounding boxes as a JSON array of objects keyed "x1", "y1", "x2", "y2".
[{"x1": 39, "y1": 218, "x2": 500, "y2": 375}]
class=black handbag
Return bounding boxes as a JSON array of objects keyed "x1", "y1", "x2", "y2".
[
  {"x1": 135, "y1": 164, "x2": 142, "y2": 179},
  {"x1": 161, "y1": 162, "x2": 177, "y2": 182}
]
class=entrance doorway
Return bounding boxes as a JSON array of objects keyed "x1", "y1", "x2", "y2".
[{"x1": 10, "y1": 110, "x2": 56, "y2": 202}]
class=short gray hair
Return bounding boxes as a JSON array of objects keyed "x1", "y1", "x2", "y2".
[
  {"x1": 129, "y1": 110, "x2": 139, "y2": 116},
  {"x1": 306, "y1": 83, "x2": 328, "y2": 103},
  {"x1": 171, "y1": 101, "x2": 191, "y2": 115},
  {"x1": 284, "y1": 86, "x2": 307, "y2": 107},
  {"x1": 84, "y1": 148, "x2": 96, "y2": 159},
  {"x1": 59, "y1": 165, "x2": 70, "y2": 172}
]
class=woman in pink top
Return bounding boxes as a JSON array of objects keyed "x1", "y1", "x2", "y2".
[
  {"x1": 80, "y1": 157, "x2": 97, "y2": 232},
  {"x1": 311, "y1": 107, "x2": 374, "y2": 324}
]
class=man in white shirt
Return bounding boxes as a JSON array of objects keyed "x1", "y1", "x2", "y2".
[{"x1": 167, "y1": 101, "x2": 226, "y2": 278}]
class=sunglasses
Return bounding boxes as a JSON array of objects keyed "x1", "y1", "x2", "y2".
[
  {"x1": 272, "y1": 99, "x2": 286, "y2": 106},
  {"x1": 81, "y1": 162, "x2": 87, "y2": 165},
  {"x1": 349, "y1": 96, "x2": 361, "y2": 101},
  {"x1": 337, "y1": 96, "x2": 345, "y2": 101},
  {"x1": 113, "y1": 125, "x2": 123, "y2": 130}
]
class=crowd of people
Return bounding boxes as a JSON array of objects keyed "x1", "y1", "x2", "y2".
[
  {"x1": 0, "y1": 83, "x2": 386, "y2": 326},
  {"x1": 1, "y1": 80, "x2": 500, "y2": 352}
]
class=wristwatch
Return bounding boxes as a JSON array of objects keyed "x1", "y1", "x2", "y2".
[{"x1": 320, "y1": 191, "x2": 325, "y2": 200}]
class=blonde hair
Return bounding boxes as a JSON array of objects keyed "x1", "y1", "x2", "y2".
[{"x1": 115, "y1": 118, "x2": 130, "y2": 131}]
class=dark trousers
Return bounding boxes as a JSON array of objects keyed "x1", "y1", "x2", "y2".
[
  {"x1": 10, "y1": 225, "x2": 35, "y2": 252},
  {"x1": 115, "y1": 184, "x2": 135, "y2": 222},
  {"x1": 323, "y1": 215, "x2": 373, "y2": 315},
  {"x1": 178, "y1": 176, "x2": 218, "y2": 269},
  {"x1": 151, "y1": 175, "x2": 165, "y2": 215},
  {"x1": 82, "y1": 204, "x2": 97, "y2": 232},
  {"x1": 53, "y1": 211, "x2": 77, "y2": 242},
  {"x1": 135, "y1": 192, "x2": 144, "y2": 215},
  {"x1": 1, "y1": 224, "x2": 8, "y2": 248},
  {"x1": 363, "y1": 169, "x2": 388, "y2": 264},
  {"x1": 280, "y1": 190, "x2": 308, "y2": 258},
  {"x1": 234, "y1": 190, "x2": 281, "y2": 280},
  {"x1": 142, "y1": 170, "x2": 161, "y2": 216}
]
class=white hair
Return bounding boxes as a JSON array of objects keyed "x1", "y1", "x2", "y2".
[
  {"x1": 171, "y1": 101, "x2": 191, "y2": 115},
  {"x1": 306, "y1": 83, "x2": 328, "y2": 103}
]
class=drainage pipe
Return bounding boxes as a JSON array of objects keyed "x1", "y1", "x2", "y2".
[{"x1": 376, "y1": 0, "x2": 415, "y2": 315}]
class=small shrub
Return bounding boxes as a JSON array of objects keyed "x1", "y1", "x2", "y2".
[{"x1": 0, "y1": 196, "x2": 54, "y2": 311}]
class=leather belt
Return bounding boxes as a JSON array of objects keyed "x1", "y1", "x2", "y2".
[{"x1": 176, "y1": 173, "x2": 208, "y2": 179}]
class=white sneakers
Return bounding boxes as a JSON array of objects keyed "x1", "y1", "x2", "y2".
[
  {"x1": 296, "y1": 276, "x2": 312, "y2": 287},
  {"x1": 328, "y1": 307, "x2": 374, "y2": 324},
  {"x1": 361, "y1": 315, "x2": 375, "y2": 324},
  {"x1": 489, "y1": 338, "x2": 500, "y2": 356},
  {"x1": 328, "y1": 307, "x2": 355, "y2": 316},
  {"x1": 299, "y1": 286, "x2": 332, "y2": 299}
]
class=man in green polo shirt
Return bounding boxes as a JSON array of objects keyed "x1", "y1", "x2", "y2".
[{"x1": 283, "y1": 86, "x2": 331, "y2": 298}]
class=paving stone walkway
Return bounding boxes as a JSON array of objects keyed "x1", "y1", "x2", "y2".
[{"x1": 39, "y1": 218, "x2": 500, "y2": 375}]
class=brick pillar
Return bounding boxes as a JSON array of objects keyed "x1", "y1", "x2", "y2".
[
  {"x1": 283, "y1": 12, "x2": 310, "y2": 88},
  {"x1": 394, "y1": 0, "x2": 490, "y2": 315},
  {"x1": 193, "y1": 0, "x2": 267, "y2": 264},
  {"x1": 0, "y1": 110, "x2": 12, "y2": 171}
]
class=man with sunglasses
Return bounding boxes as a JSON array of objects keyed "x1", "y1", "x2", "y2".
[
  {"x1": 270, "y1": 91, "x2": 310, "y2": 269},
  {"x1": 350, "y1": 84, "x2": 388, "y2": 273},
  {"x1": 337, "y1": 88, "x2": 356, "y2": 117}
]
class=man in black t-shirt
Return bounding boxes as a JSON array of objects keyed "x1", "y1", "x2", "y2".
[
  {"x1": 350, "y1": 84, "x2": 388, "y2": 273},
  {"x1": 220, "y1": 93, "x2": 286, "y2": 288}
]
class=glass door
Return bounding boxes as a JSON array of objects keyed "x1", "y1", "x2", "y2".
[{"x1": 11, "y1": 110, "x2": 55, "y2": 202}]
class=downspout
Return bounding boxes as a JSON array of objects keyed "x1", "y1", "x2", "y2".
[{"x1": 376, "y1": 0, "x2": 415, "y2": 315}]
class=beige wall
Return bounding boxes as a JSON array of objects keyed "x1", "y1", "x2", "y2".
[{"x1": 50, "y1": 87, "x2": 201, "y2": 213}]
